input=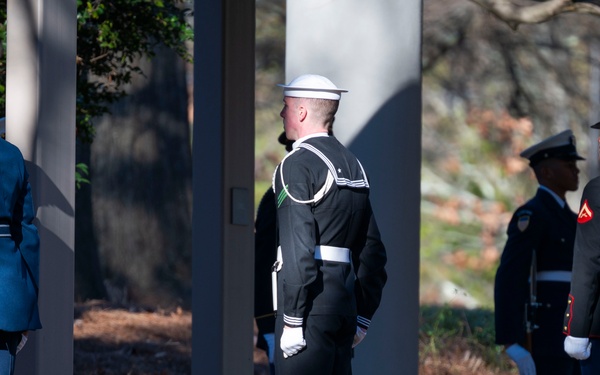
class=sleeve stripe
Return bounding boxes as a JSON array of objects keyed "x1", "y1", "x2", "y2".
[
  {"x1": 283, "y1": 315, "x2": 303, "y2": 327},
  {"x1": 357, "y1": 315, "x2": 371, "y2": 328}
]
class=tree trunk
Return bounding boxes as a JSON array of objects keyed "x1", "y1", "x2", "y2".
[
  {"x1": 83, "y1": 45, "x2": 193, "y2": 308},
  {"x1": 75, "y1": 141, "x2": 108, "y2": 301}
]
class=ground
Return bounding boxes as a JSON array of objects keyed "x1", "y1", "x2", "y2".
[
  {"x1": 73, "y1": 301, "x2": 513, "y2": 374},
  {"x1": 74, "y1": 300, "x2": 192, "y2": 375},
  {"x1": 73, "y1": 300, "x2": 271, "y2": 375}
]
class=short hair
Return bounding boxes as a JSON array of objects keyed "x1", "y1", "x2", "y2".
[{"x1": 303, "y1": 98, "x2": 339, "y2": 129}]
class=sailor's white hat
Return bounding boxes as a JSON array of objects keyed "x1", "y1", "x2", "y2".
[
  {"x1": 520, "y1": 129, "x2": 584, "y2": 166},
  {"x1": 278, "y1": 74, "x2": 348, "y2": 101}
]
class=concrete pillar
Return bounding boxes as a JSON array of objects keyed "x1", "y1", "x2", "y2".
[
  {"x1": 192, "y1": 1, "x2": 256, "y2": 374},
  {"x1": 7, "y1": 0, "x2": 76, "y2": 374},
  {"x1": 286, "y1": 1, "x2": 422, "y2": 373}
]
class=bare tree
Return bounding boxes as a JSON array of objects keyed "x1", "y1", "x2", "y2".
[
  {"x1": 468, "y1": 0, "x2": 600, "y2": 29},
  {"x1": 424, "y1": 0, "x2": 599, "y2": 138}
]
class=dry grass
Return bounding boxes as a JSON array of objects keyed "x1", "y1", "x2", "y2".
[
  {"x1": 420, "y1": 336, "x2": 515, "y2": 375},
  {"x1": 74, "y1": 300, "x2": 192, "y2": 375},
  {"x1": 73, "y1": 301, "x2": 517, "y2": 374}
]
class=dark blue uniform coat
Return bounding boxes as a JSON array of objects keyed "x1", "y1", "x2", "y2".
[
  {"x1": 0, "y1": 138, "x2": 41, "y2": 331},
  {"x1": 495, "y1": 188, "x2": 576, "y2": 359},
  {"x1": 273, "y1": 135, "x2": 387, "y2": 326}
]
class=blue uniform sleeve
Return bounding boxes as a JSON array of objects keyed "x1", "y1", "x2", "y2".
[
  {"x1": 495, "y1": 206, "x2": 542, "y2": 345},
  {"x1": 19, "y1": 170, "x2": 40, "y2": 292},
  {"x1": 353, "y1": 203, "x2": 387, "y2": 329},
  {"x1": 274, "y1": 155, "x2": 320, "y2": 327}
]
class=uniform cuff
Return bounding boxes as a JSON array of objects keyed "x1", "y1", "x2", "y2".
[
  {"x1": 283, "y1": 314, "x2": 303, "y2": 327},
  {"x1": 357, "y1": 315, "x2": 371, "y2": 329}
]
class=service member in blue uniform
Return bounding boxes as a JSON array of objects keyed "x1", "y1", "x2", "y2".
[
  {"x1": 563, "y1": 122, "x2": 600, "y2": 374},
  {"x1": 0, "y1": 122, "x2": 42, "y2": 375},
  {"x1": 495, "y1": 129, "x2": 583, "y2": 375},
  {"x1": 271, "y1": 74, "x2": 387, "y2": 375}
]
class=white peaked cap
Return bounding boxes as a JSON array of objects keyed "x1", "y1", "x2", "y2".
[
  {"x1": 519, "y1": 129, "x2": 584, "y2": 166},
  {"x1": 278, "y1": 74, "x2": 348, "y2": 101}
]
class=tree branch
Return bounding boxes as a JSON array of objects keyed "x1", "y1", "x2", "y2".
[{"x1": 468, "y1": 0, "x2": 600, "y2": 29}]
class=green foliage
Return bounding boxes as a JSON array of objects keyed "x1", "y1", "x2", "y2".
[
  {"x1": 75, "y1": 163, "x2": 91, "y2": 189},
  {"x1": 0, "y1": 1, "x2": 193, "y2": 144},
  {"x1": 76, "y1": 0, "x2": 193, "y2": 143}
]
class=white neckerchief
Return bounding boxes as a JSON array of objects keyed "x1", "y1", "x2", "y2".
[
  {"x1": 539, "y1": 185, "x2": 566, "y2": 209},
  {"x1": 292, "y1": 132, "x2": 328, "y2": 149}
]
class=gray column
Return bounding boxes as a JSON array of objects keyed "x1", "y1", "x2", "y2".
[
  {"x1": 192, "y1": 1, "x2": 256, "y2": 374},
  {"x1": 7, "y1": 0, "x2": 76, "y2": 374},
  {"x1": 286, "y1": 1, "x2": 422, "y2": 373}
]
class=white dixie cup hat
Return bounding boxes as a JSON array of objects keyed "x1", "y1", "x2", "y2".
[{"x1": 278, "y1": 74, "x2": 348, "y2": 100}]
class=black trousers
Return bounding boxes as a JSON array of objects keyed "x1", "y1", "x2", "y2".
[
  {"x1": 533, "y1": 354, "x2": 581, "y2": 375},
  {"x1": 275, "y1": 315, "x2": 355, "y2": 375},
  {"x1": 580, "y1": 338, "x2": 600, "y2": 375},
  {"x1": 0, "y1": 331, "x2": 21, "y2": 375}
]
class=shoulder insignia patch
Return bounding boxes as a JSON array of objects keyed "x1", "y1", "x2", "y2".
[
  {"x1": 517, "y1": 214, "x2": 530, "y2": 232},
  {"x1": 577, "y1": 199, "x2": 594, "y2": 224},
  {"x1": 277, "y1": 185, "x2": 288, "y2": 208}
]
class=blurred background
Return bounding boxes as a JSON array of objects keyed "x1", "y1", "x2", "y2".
[
  {"x1": 2, "y1": 0, "x2": 598, "y2": 372},
  {"x1": 256, "y1": 0, "x2": 600, "y2": 311}
]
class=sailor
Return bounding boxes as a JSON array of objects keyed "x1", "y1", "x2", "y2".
[
  {"x1": 495, "y1": 129, "x2": 583, "y2": 375},
  {"x1": 272, "y1": 74, "x2": 387, "y2": 375}
]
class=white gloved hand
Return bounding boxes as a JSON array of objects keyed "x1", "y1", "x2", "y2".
[
  {"x1": 505, "y1": 344, "x2": 536, "y2": 375},
  {"x1": 352, "y1": 327, "x2": 367, "y2": 348},
  {"x1": 564, "y1": 336, "x2": 592, "y2": 360},
  {"x1": 280, "y1": 326, "x2": 306, "y2": 358}
]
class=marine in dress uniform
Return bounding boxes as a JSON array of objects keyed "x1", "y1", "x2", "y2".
[
  {"x1": 563, "y1": 122, "x2": 600, "y2": 374},
  {"x1": 0, "y1": 120, "x2": 42, "y2": 375},
  {"x1": 271, "y1": 74, "x2": 387, "y2": 375},
  {"x1": 495, "y1": 130, "x2": 583, "y2": 375}
]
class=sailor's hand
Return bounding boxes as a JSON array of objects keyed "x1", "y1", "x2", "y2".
[
  {"x1": 505, "y1": 343, "x2": 536, "y2": 375},
  {"x1": 352, "y1": 326, "x2": 367, "y2": 348},
  {"x1": 564, "y1": 336, "x2": 591, "y2": 360},
  {"x1": 280, "y1": 326, "x2": 305, "y2": 358}
]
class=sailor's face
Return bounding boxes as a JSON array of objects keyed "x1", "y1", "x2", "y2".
[{"x1": 280, "y1": 97, "x2": 299, "y2": 140}]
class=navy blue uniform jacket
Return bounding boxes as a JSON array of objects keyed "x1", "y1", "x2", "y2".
[
  {"x1": 495, "y1": 188, "x2": 575, "y2": 357},
  {"x1": 273, "y1": 135, "x2": 387, "y2": 328},
  {"x1": 0, "y1": 138, "x2": 41, "y2": 331}
]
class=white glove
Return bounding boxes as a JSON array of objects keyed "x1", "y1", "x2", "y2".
[
  {"x1": 505, "y1": 344, "x2": 536, "y2": 375},
  {"x1": 352, "y1": 327, "x2": 367, "y2": 348},
  {"x1": 564, "y1": 336, "x2": 592, "y2": 360},
  {"x1": 280, "y1": 326, "x2": 306, "y2": 358}
]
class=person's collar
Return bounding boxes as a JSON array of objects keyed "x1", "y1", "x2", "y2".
[
  {"x1": 538, "y1": 185, "x2": 566, "y2": 208},
  {"x1": 293, "y1": 132, "x2": 328, "y2": 149}
]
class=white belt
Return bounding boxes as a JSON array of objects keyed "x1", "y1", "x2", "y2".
[
  {"x1": 271, "y1": 245, "x2": 351, "y2": 311},
  {"x1": 315, "y1": 245, "x2": 351, "y2": 263},
  {"x1": 534, "y1": 271, "x2": 572, "y2": 283},
  {"x1": 275, "y1": 245, "x2": 351, "y2": 264}
]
